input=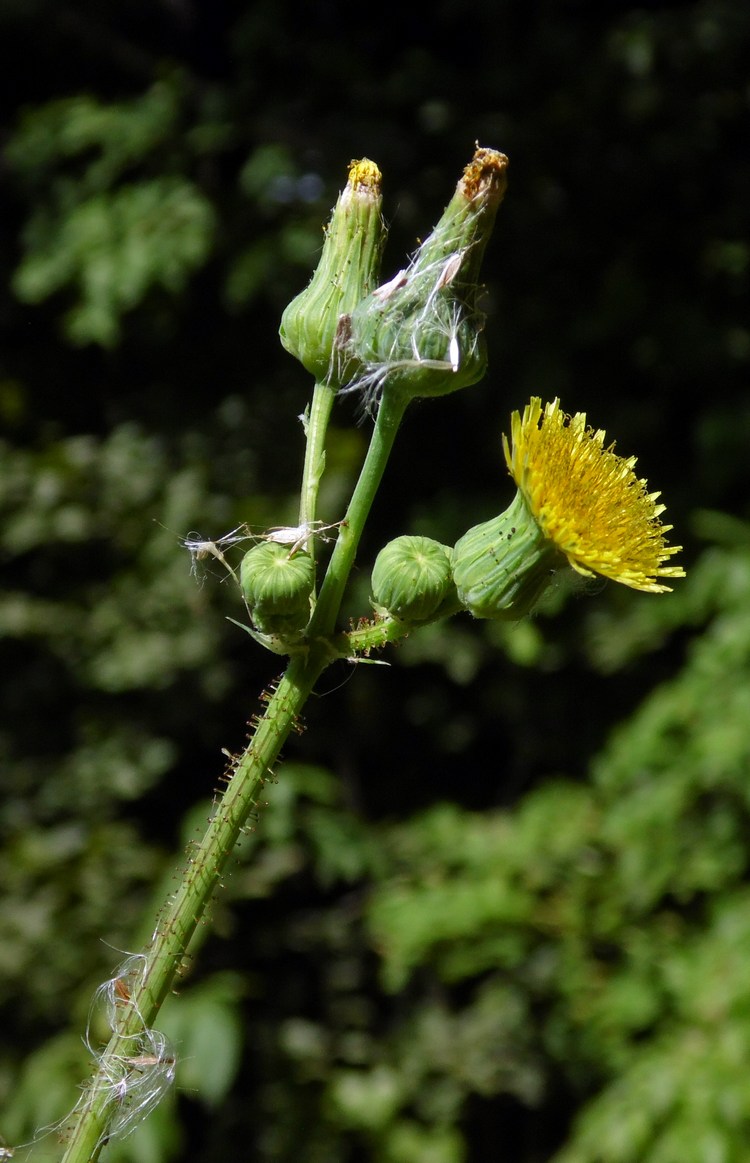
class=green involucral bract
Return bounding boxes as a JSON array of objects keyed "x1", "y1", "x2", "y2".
[
  {"x1": 371, "y1": 535, "x2": 455, "y2": 623},
  {"x1": 240, "y1": 541, "x2": 315, "y2": 636},
  {"x1": 452, "y1": 490, "x2": 561, "y2": 620}
]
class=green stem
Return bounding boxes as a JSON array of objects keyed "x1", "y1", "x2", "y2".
[
  {"x1": 338, "y1": 591, "x2": 465, "y2": 657},
  {"x1": 59, "y1": 649, "x2": 329, "y2": 1163},
  {"x1": 310, "y1": 387, "x2": 409, "y2": 637},
  {"x1": 298, "y1": 381, "x2": 337, "y2": 542}
]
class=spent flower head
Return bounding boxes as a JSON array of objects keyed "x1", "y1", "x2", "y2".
[{"x1": 345, "y1": 146, "x2": 509, "y2": 412}]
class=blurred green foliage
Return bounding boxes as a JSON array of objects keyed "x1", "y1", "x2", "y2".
[
  {"x1": 2, "y1": 2, "x2": 750, "y2": 1161},
  {"x1": 9, "y1": 78, "x2": 215, "y2": 346}
]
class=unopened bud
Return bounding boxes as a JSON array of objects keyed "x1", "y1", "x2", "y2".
[
  {"x1": 280, "y1": 158, "x2": 386, "y2": 387},
  {"x1": 347, "y1": 147, "x2": 508, "y2": 409},
  {"x1": 371, "y1": 535, "x2": 455, "y2": 623},
  {"x1": 452, "y1": 490, "x2": 560, "y2": 620},
  {"x1": 240, "y1": 542, "x2": 315, "y2": 636}
]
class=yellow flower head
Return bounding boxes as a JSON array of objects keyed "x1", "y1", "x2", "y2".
[{"x1": 502, "y1": 398, "x2": 685, "y2": 593}]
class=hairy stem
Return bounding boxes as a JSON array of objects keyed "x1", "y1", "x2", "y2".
[
  {"x1": 60, "y1": 649, "x2": 329, "y2": 1163},
  {"x1": 338, "y1": 590, "x2": 464, "y2": 656}
]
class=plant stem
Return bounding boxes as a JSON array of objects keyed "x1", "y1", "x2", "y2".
[
  {"x1": 310, "y1": 387, "x2": 409, "y2": 637},
  {"x1": 338, "y1": 591, "x2": 465, "y2": 656},
  {"x1": 59, "y1": 648, "x2": 329, "y2": 1163},
  {"x1": 299, "y1": 381, "x2": 337, "y2": 542}
]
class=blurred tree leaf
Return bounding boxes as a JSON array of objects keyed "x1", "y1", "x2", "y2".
[
  {"x1": 7, "y1": 77, "x2": 214, "y2": 346},
  {"x1": 13, "y1": 178, "x2": 214, "y2": 347}
]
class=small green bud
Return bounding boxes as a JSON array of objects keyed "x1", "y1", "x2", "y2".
[
  {"x1": 346, "y1": 147, "x2": 508, "y2": 410},
  {"x1": 371, "y1": 535, "x2": 455, "y2": 623},
  {"x1": 452, "y1": 490, "x2": 561, "y2": 621},
  {"x1": 240, "y1": 541, "x2": 315, "y2": 636},
  {"x1": 279, "y1": 158, "x2": 386, "y2": 387}
]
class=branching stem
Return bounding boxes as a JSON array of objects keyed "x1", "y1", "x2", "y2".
[
  {"x1": 59, "y1": 387, "x2": 410, "y2": 1162},
  {"x1": 309, "y1": 387, "x2": 408, "y2": 637}
]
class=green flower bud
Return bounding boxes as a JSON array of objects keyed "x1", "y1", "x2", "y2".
[
  {"x1": 371, "y1": 535, "x2": 455, "y2": 623},
  {"x1": 452, "y1": 490, "x2": 561, "y2": 621},
  {"x1": 346, "y1": 147, "x2": 508, "y2": 411},
  {"x1": 240, "y1": 541, "x2": 315, "y2": 636},
  {"x1": 279, "y1": 158, "x2": 386, "y2": 387}
]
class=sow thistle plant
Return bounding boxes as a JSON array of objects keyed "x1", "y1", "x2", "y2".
[{"x1": 48, "y1": 147, "x2": 684, "y2": 1162}]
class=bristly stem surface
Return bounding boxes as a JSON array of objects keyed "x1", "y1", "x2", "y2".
[{"x1": 59, "y1": 649, "x2": 328, "y2": 1163}]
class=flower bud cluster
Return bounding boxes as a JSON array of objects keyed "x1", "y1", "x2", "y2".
[
  {"x1": 279, "y1": 147, "x2": 508, "y2": 413},
  {"x1": 370, "y1": 514, "x2": 557, "y2": 629}
]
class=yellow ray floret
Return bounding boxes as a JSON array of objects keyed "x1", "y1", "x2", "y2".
[{"x1": 502, "y1": 398, "x2": 685, "y2": 593}]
